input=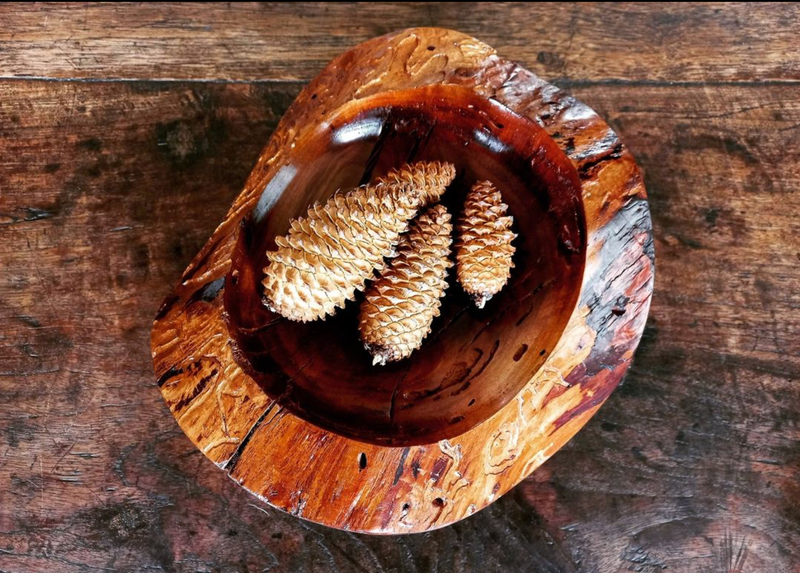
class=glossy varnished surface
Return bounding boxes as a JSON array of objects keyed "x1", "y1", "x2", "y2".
[{"x1": 225, "y1": 85, "x2": 585, "y2": 445}]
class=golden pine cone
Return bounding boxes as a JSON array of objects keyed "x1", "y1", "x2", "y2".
[
  {"x1": 455, "y1": 180, "x2": 516, "y2": 309},
  {"x1": 359, "y1": 204, "x2": 453, "y2": 365},
  {"x1": 262, "y1": 161, "x2": 456, "y2": 322}
]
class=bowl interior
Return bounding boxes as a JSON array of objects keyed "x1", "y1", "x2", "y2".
[{"x1": 224, "y1": 84, "x2": 585, "y2": 446}]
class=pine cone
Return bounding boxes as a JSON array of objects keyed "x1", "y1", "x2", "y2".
[
  {"x1": 455, "y1": 181, "x2": 516, "y2": 309},
  {"x1": 359, "y1": 205, "x2": 453, "y2": 365},
  {"x1": 262, "y1": 161, "x2": 456, "y2": 322}
]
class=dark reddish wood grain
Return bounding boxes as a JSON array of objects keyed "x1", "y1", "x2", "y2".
[{"x1": 1, "y1": 3, "x2": 798, "y2": 571}]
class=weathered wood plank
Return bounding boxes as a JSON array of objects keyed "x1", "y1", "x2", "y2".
[
  {"x1": 0, "y1": 75, "x2": 798, "y2": 570},
  {"x1": 1, "y1": 3, "x2": 799, "y2": 83}
]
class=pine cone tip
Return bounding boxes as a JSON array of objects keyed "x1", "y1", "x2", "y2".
[
  {"x1": 471, "y1": 293, "x2": 490, "y2": 309},
  {"x1": 366, "y1": 345, "x2": 391, "y2": 366}
]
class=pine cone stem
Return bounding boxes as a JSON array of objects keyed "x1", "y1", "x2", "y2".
[
  {"x1": 359, "y1": 205, "x2": 453, "y2": 365},
  {"x1": 262, "y1": 161, "x2": 456, "y2": 322},
  {"x1": 455, "y1": 181, "x2": 516, "y2": 308}
]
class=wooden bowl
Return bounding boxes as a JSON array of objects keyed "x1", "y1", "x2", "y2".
[{"x1": 152, "y1": 27, "x2": 653, "y2": 534}]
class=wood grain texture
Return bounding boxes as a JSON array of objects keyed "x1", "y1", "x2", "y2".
[
  {"x1": 2, "y1": 3, "x2": 799, "y2": 83},
  {"x1": 1, "y1": 3, "x2": 799, "y2": 571}
]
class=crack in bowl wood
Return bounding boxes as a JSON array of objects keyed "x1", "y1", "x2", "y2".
[{"x1": 151, "y1": 27, "x2": 654, "y2": 534}]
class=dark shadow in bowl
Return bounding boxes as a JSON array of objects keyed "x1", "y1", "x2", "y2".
[{"x1": 224, "y1": 85, "x2": 585, "y2": 446}]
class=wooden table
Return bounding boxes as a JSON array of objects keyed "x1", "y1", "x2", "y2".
[{"x1": 1, "y1": 3, "x2": 797, "y2": 572}]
